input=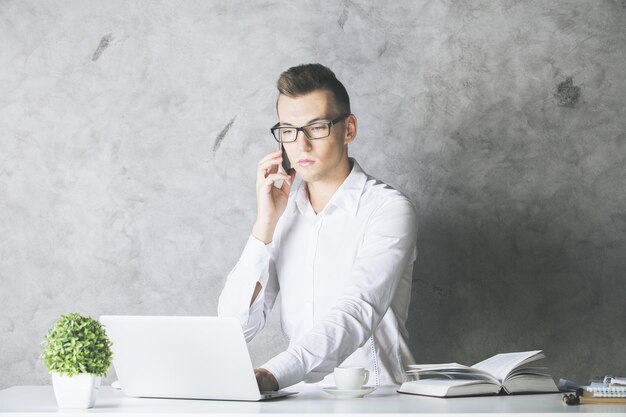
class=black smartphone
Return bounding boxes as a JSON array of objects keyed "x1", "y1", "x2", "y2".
[{"x1": 280, "y1": 144, "x2": 291, "y2": 173}]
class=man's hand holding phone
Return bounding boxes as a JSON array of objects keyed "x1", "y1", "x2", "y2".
[{"x1": 252, "y1": 149, "x2": 296, "y2": 244}]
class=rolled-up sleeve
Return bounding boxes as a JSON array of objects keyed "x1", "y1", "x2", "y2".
[{"x1": 261, "y1": 197, "x2": 418, "y2": 389}]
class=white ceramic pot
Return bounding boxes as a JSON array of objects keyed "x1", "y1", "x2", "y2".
[{"x1": 51, "y1": 372, "x2": 101, "y2": 409}]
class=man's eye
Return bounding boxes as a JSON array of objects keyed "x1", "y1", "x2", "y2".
[
  {"x1": 281, "y1": 128, "x2": 295, "y2": 135},
  {"x1": 310, "y1": 124, "x2": 326, "y2": 131}
]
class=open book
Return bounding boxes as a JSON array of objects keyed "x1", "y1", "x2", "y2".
[{"x1": 398, "y1": 350, "x2": 559, "y2": 398}]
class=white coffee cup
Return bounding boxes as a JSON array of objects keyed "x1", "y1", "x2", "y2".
[{"x1": 334, "y1": 367, "x2": 369, "y2": 390}]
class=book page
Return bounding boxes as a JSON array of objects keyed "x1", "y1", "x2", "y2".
[
  {"x1": 502, "y1": 373, "x2": 558, "y2": 394},
  {"x1": 413, "y1": 370, "x2": 498, "y2": 382},
  {"x1": 407, "y1": 363, "x2": 467, "y2": 371},
  {"x1": 406, "y1": 364, "x2": 500, "y2": 385},
  {"x1": 508, "y1": 366, "x2": 551, "y2": 378},
  {"x1": 471, "y1": 350, "x2": 543, "y2": 382}
]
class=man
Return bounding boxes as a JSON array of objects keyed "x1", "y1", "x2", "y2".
[{"x1": 218, "y1": 64, "x2": 417, "y2": 390}]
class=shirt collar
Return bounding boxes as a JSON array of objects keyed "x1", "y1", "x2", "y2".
[{"x1": 293, "y1": 158, "x2": 368, "y2": 217}]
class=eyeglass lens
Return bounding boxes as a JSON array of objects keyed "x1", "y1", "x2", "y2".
[{"x1": 277, "y1": 122, "x2": 330, "y2": 142}]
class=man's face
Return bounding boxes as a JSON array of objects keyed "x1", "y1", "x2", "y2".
[{"x1": 277, "y1": 90, "x2": 355, "y2": 185}]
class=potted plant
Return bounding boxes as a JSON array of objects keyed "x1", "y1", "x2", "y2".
[{"x1": 41, "y1": 313, "x2": 113, "y2": 409}]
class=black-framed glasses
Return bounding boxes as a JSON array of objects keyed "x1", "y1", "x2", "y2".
[{"x1": 270, "y1": 114, "x2": 350, "y2": 143}]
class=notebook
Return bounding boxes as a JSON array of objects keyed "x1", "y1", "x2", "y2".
[
  {"x1": 585, "y1": 383, "x2": 626, "y2": 398},
  {"x1": 99, "y1": 315, "x2": 295, "y2": 401}
]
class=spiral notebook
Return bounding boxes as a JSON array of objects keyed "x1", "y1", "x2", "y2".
[{"x1": 585, "y1": 383, "x2": 626, "y2": 398}]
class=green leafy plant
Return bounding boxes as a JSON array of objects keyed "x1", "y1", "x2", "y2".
[{"x1": 41, "y1": 313, "x2": 113, "y2": 377}]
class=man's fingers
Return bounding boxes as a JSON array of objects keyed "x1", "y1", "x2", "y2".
[
  {"x1": 257, "y1": 156, "x2": 283, "y2": 178},
  {"x1": 261, "y1": 173, "x2": 291, "y2": 189},
  {"x1": 254, "y1": 368, "x2": 279, "y2": 391},
  {"x1": 279, "y1": 169, "x2": 296, "y2": 193},
  {"x1": 258, "y1": 150, "x2": 283, "y2": 168}
]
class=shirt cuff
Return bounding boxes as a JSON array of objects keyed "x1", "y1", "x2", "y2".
[
  {"x1": 260, "y1": 349, "x2": 305, "y2": 390},
  {"x1": 240, "y1": 234, "x2": 271, "y2": 285}
]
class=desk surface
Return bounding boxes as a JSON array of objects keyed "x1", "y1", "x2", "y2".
[{"x1": 1, "y1": 385, "x2": 626, "y2": 416}]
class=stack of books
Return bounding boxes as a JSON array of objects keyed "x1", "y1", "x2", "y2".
[{"x1": 398, "y1": 350, "x2": 559, "y2": 398}]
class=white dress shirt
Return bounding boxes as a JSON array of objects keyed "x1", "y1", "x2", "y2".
[{"x1": 218, "y1": 158, "x2": 417, "y2": 389}]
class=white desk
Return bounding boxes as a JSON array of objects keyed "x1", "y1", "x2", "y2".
[{"x1": 1, "y1": 385, "x2": 625, "y2": 416}]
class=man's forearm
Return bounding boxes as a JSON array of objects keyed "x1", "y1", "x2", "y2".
[{"x1": 251, "y1": 219, "x2": 277, "y2": 244}]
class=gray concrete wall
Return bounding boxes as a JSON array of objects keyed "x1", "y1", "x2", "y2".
[{"x1": 1, "y1": 0, "x2": 625, "y2": 389}]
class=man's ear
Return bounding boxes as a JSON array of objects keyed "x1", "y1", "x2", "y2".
[{"x1": 344, "y1": 114, "x2": 357, "y2": 145}]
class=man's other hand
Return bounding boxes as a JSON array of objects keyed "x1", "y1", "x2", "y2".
[{"x1": 254, "y1": 368, "x2": 279, "y2": 391}]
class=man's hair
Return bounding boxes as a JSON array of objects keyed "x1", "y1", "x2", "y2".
[{"x1": 276, "y1": 63, "x2": 351, "y2": 115}]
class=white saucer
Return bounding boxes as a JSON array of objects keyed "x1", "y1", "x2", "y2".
[{"x1": 322, "y1": 386, "x2": 376, "y2": 399}]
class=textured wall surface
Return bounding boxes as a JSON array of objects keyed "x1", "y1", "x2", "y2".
[{"x1": 1, "y1": 0, "x2": 625, "y2": 389}]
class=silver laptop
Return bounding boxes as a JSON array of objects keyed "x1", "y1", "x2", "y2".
[{"x1": 99, "y1": 315, "x2": 295, "y2": 401}]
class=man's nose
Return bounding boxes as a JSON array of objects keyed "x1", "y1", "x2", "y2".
[{"x1": 295, "y1": 130, "x2": 313, "y2": 151}]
